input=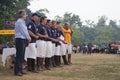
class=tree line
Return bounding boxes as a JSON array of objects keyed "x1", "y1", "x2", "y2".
[{"x1": 0, "y1": 0, "x2": 120, "y2": 45}]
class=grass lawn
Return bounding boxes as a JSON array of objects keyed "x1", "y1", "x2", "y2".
[{"x1": 0, "y1": 53, "x2": 120, "y2": 80}]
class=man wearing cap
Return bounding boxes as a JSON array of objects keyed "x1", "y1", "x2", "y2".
[
  {"x1": 26, "y1": 13, "x2": 40, "y2": 73},
  {"x1": 14, "y1": 10, "x2": 31, "y2": 76}
]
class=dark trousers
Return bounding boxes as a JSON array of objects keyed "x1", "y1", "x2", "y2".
[{"x1": 14, "y1": 38, "x2": 26, "y2": 74}]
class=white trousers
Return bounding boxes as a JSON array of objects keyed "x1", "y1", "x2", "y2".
[
  {"x1": 27, "y1": 43, "x2": 37, "y2": 59},
  {"x1": 46, "y1": 41, "x2": 52, "y2": 58},
  {"x1": 36, "y1": 40, "x2": 46, "y2": 58},
  {"x1": 52, "y1": 43, "x2": 55, "y2": 56},
  {"x1": 60, "y1": 43, "x2": 67, "y2": 55},
  {"x1": 55, "y1": 45, "x2": 60, "y2": 56},
  {"x1": 66, "y1": 44, "x2": 72, "y2": 54}
]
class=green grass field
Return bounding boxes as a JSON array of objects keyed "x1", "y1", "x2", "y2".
[{"x1": 0, "y1": 53, "x2": 120, "y2": 80}]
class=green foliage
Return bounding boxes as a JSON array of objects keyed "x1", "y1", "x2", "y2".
[
  {"x1": 58, "y1": 13, "x2": 120, "y2": 44},
  {"x1": 71, "y1": 24, "x2": 84, "y2": 45},
  {"x1": 97, "y1": 16, "x2": 107, "y2": 26},
  {"x1": 0, "y1": 1, "x2": 120, "y2": 45},
  {"x1": 72, "y1": 29, "x2": 84, "y2": 45},
  {"x1": 54, "y1": 15, "x2": 63, "y2": 22},
  {"x1": 94, "y1": 26, "x2": 113, "y2": 43},
  {"x1": 62, "y1": 12, "x2": 82, "y2": 27},
  {"x1": 36, "y1": 8, "x2": 49, "y2": 17},
  {"x1": 0, "y1": 0, "x2": 31, "y2": 43}
]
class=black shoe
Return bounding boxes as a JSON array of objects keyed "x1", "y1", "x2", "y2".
[
  {"x1": 64, "y1": 63, "x2": 69, "y2": 65},
  {"x1": 32, "y1": 70, "x2": 39, "y2": 73},
  {"x1": 58, "y1": 65, "x2": 63, "y2": 67},
  {"x1": 38, "y1": 67, "x2": 44, "y2": 71},
  {"x1": 45, "y1": 67, "x2": 51, "y2": 70},
  {"x1": 62, "y1": 55, "x2": 69, "y2": 65},
  {"x1": 68, "y1": 62, "x2": 72, "y2": 65},
  {"x1": 21, "y1": 71, "x2": 27, "y2": 74},
  {"x1": 53, "y1": 64, "x2": 57, "y2": 67},
  {"x1": 15, "y1": 73, "x2": 23, "y2": 76},
  {"x1": 27, "y1": 58, "x2": 32, "y2": 71}
]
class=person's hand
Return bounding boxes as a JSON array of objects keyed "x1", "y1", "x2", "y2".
[
  {"x1": 52, "y1": 38, "x2": 57, "y2": 42},
  {"x1": 35, "y1": 36, "x2": 39, "y2": 39},
  {"x1": 63, "y1": 41, "x2": 67, "y2": 44},
  {"x1": 26, "y1": 38, "x2": 31, "y2": 46},
  {"x1": 27, "y1": 38, "x2": 31, "y2": 43},
  {"x1": 54, "y1": 39, "x2": 59, "y2": 42},
  {"x1": 44, "y1": 34, "x2": 48, "y2": 38},
  {"x1": 51, "y1": 38, "x2": 55, "y2": 41}
]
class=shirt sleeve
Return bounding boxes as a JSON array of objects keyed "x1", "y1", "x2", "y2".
[
  {"x1": 27, "y1": 23, "x2": 34, "y2": 32},
  {"x1": 19, "y1": 20, "x2": 31, "y2": 40}
]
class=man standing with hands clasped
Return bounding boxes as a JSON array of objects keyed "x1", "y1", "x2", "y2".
[
  {"x1": 36, "y1": 16, "x2": 48, "y2": 71},
  {"x1": 27, "y1": 13, "x2": 40, "y2": 73},
  {"x1": 62, "y1": 22, "x2": 73, "y2": 64},
  {"x1": 14, "y1": 10, "x2": 31, "y2": 76}
]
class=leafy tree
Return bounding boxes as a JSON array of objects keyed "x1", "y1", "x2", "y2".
[
  {"x1": 94, "y1": 26, "x2": 113, "y2": 43},
  {"x1": 109, "y1": 20, "x2": 120, "y2": 42},
  {"x1": 71, "y1": 24, "x2": 84, "y2": 45},
  {"x1": 62, "y1": 12, "x2": 82, "y2": 27},
  {"x1": 35, "y1": 8, "x2": 49, "y2": 17},
  {"x1": 109, "y1": 20, "x2": 117, "y2": 28},
  {"x1": 54, "y1": 15, "x2": 63, "y2": 22},
  {"x1": 97, "y1": 16, "x2": 107, "y2": 27},
  {"x1": 0, "y1": 0, "x2": 31, "y2": 43}
]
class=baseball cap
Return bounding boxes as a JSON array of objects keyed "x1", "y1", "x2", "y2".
[{"x1": 32, "y1": 13, "x2": 41, "y2": 17}]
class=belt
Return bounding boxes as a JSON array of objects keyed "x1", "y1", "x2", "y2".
[
  {"x1": 46, "y1": 39, "x2": 52, "y2": 41},
  {"x1": 15, "y1": 38, "x2": 26, "y2": 40},
  {"x1": 38, "y1": 39, "x2": 46, "y2": 41}
]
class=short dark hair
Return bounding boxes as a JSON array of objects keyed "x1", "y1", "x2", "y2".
[
  {"x1": 56, "y1": 21, "x2": 61, "y2": 25},
  {"x1": 65, "y1": 22, "x2": 70, "y2": 25},
  {"x1": 40, "y1": 16, "x2": 47, "y2": 23},
  {"x1": 47, "y1": 19, "x2": 51, "y2": 23},
  {"x1": 51, "y1": 20, "x2": 56, "y2": 24},
  {"x1": 31, "y1": 13, "x2": 41, "y2": 17},
  {"x1": 18, "y1": 10, "x2": 26, "y2": 18}
]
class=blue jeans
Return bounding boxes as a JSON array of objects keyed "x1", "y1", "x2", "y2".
[{"x1": 14, "y1": 38, "x2": 27, "y2": 74}]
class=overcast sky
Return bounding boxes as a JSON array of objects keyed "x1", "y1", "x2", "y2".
[{"x1": 28, "y1": 0, "x2": 120, "y2": 23}]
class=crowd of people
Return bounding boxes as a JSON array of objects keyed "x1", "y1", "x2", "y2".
[
  {"x1": 13, "y1": 10, "x2": 73, "y2": 76},
  {"x1": 72, "y1": 42, "x2": 120, "y2": 54}
]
